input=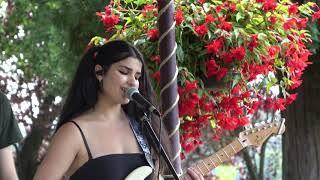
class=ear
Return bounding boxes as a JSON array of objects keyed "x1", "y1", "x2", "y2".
[{"x1": 95, "y1": 64, "x2": 104, "y2": 81}]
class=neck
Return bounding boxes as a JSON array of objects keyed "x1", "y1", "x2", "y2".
[{"x1": 93, "y1": 93, "x2": 124, "y2": 121}]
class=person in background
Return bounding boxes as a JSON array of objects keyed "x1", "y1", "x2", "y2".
[
  {"x1": 34, "y1": 40, "x2": 204, "y2": 180},
  {"x1": 0, "y1": 91, "x2": 23, "y2": 180}
]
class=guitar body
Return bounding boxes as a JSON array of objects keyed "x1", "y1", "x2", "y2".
[{"x1": 125, "y1": 166, "x2": 153, "y2": 180}]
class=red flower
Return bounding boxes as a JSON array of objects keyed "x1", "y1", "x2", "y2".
[
  {"x1": 274, "y1": 98, "x2": 286, "y2": 111},
  {"x1": 204, "y1": 102, "x2": 214, "y2": 112},
  {"x1": 296, "y1": 18, "x2": 308, "y2": 29},
  {"x1": 185, "y1": 80, "x2": 198, "y2": 91},
  {"x1": 288, "y1": 4, "x2": 298, "y2": 15},
  {"x1": 237, "y1": 117, "x2": 249, "y2": 127},
  {"x1": 217, "y1": 115, "x2": 238, "y2": 130},
  {"x1": 182, "y1": 142, "x2": 196, "y2": 153},
  {"x1": 268, "y1": 46, "x2": 280, "y2": 58},
  {"x1": 96, "y1": 12, "x2": 120, "y2": 27},
  {"x1": 286, "y1": 93, "x2": 298, "y2": 105},
  {"x1": 312, "y1": 10, "x2": 320, "y2": 21},
  {"x1": 216, "y1": 5, "x2": 222, "y2": 13},
  {"x1": 220, "y1": 21, "x2": 233, "y2": 31},
  {"x1": 194, "y1": 24, "x2": 208, "y2": 36},
  {"x1": 152, "y1": 71, "x2": 160, "y2": 82},
  {"x1": 216, "y1": 68, "x2": 228, "y2": 81},
  {"x1": 179, "y1": 93, "x2": 200, "y2": 116},
  {"x1": 283, "y1": 18, "x2": 296, "y2": 30},
  {"x1": 206, "y1": 59, "x2": 220, "y2": 77},
  {"x1": 180, "y1": 152, "x2": 186, "y2": 160},
  {"x1": 197, "y1": 0, "x2": 206, "y2": 4},
  {"x1": 231, "y1": 84, "x2": 241, "y2": 95},
  {"x1": 178, "y1": 86, "x2": 185, "y2": 97},
  {"x1": 205, "y1": 14, "x2": 215, "y2": 24},
  {"x1": 190, "y1": 93, "x2": 201, "y2": 104},
  {"x1": 206, "y1": 38, "x2": 224, "y2": 54},
  {"x1": 248, "y1": 35, "x2": 259, "y2": 52},
  {"x1": 220, "y1": 51, "x2": 234, "y2": 64},
  {"x1": 175, "y1": 9, "x2": 185, "y2": 25},
  {"x1": 104, "y1": 5, "x2": 112, "y2": 15},
  {"x1": 262, "y1": 0, "x2": 277, "y2": 12},
  {"x1": 142, "y1": 4, "x2": 157, "y2": 17},
  {"x1": 147, "y1": 28, "x2": 159, "y2": 41},
  {"x1": 289, "y1": 77, "x2": 302, "y2": 90},
  {"x1": 230, "y1": 46, "x2": 246, "y2": 61},
  {"x1": 229, "y1": 4, "x2": 236, "y2": 13},
  {"x1": 264, "y1": 97, "x2": 274, "y2": 110},
  {"x1": 248, "y1": 101, "x2": 261, "y2": 114},
  {"x1": 150, "y1": 55, "x2": 161, "y2": 64},
  {"x1": 269, "y1": 16, "x2": 277, "y2": 24},
  {"x1": 241, "y1": 91, "x2": 251, "y2": 99}
]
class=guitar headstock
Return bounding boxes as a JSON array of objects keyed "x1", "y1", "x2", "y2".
[{"x1": 238, "y1": 118, "x2": 285, "y2": 148}]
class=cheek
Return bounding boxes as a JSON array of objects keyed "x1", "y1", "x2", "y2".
[{"x1": 103, "y1": 73, "x2": 126, "y2": 89}]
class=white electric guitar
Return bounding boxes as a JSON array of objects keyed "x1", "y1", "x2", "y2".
[{"x1": 125, "y1": 118, "x2": 286, "y2": 180}]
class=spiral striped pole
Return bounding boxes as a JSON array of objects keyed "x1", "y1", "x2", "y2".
[{"x1": 157, "y1": 0, "x2": 182, "y2": 175}]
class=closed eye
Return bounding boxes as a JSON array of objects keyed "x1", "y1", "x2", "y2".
[{"x1": 119, "y1": 70, "x2": 129, "y2": 75}]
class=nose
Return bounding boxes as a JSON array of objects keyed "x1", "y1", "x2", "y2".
[{"x1": 128, "y1": 75, "x2": 139, "y2": 88}]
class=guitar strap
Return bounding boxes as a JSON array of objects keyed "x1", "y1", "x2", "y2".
[{"x1": 128, "y1": 115, "x2": 155, "y2": 170}]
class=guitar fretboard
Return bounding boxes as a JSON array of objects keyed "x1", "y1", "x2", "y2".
[{"x1": 190, "y1": 139, "x2": 244, "y2": 176}]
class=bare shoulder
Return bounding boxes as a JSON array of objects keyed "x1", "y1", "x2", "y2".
[
  {"x1": 33, "y1": 118, "x2": 85, "y2": 180},
  {"x1": 54, "y1": 120, "x2": 83, "y2": 144}
]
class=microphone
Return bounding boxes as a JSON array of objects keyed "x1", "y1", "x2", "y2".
[{"x1": 126, "y1": 87, "x2": 160, "y2": 116}]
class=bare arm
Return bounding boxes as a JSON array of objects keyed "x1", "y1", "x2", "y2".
[
  {"x1": 34, "y1": 123, "x2": 81, "y2": 180},
  {"x1": 0, "y1": 146, "x2": 19, "y2": 180}
]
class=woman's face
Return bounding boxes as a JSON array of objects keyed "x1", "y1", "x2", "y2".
[{"x1": 100, "y1": 56, "x2": 142, "y2": 104}]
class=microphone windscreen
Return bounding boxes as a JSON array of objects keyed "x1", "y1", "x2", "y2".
[{"x1": 126, "y1": 87, "x2": 139, "y2": 100}]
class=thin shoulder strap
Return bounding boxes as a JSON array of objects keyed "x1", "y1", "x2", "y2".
[{"x1": 69, "y1": 121, "x2": 93, "y2": 159}]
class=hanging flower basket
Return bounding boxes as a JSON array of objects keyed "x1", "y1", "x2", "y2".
[{"x1": 94, "y1": 0, "x2": 320, "y2": 155}]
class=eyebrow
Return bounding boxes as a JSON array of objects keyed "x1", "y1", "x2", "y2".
[{"x1": 119, "y1": 65, "x2": 142, "y2": 75}]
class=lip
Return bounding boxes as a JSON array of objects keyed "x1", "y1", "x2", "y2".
[{"x1": 121, "y1": 87, "x2": 128, "y2": 95}]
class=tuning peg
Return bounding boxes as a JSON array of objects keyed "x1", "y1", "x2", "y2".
[
  {"x1": 244, "y1": 124, "x2": 252, "y2": 130},
  {"x1": 254, "y1": 122, "x2": 260, "y2": 127}
]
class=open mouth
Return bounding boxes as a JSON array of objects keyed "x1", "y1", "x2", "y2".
[{"x1": 121, "y1": 87, "x2": 128, "y2": 96}]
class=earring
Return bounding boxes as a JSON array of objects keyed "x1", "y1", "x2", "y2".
[{"x1": 99, "y1": 79, "x2": 103, "y2": 89}]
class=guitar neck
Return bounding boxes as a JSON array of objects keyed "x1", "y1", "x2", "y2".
[{"x1": 188, "y1": 138, "x2": 244, "y2": 176}]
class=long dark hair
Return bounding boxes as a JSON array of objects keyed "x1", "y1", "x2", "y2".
[
  {"x1": 58, "y1": 40, "x2": 153, "y2": 127},
  {"x1": 57, "y1": 40, "x2": 172, "y2": 174}
]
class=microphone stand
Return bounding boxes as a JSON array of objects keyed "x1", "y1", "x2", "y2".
[{"x1": 138, "y1": 112, "x2": 179, "y2": 180}]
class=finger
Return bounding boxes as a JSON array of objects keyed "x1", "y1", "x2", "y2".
[
  {"x1": 182, "y1": 173, "x2": 193, "y2": 180},
  {"x1": 187, "y1": 168, "x2": 203, "y2": 180},
  {"x1": 193, "y1": 169, "x2": 205, "y2": 180},
  {"x1": 192, "y1": 168, "x2": 205, "y2": 180}
]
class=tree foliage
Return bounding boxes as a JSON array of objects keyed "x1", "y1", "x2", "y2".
[{"x1": 1, "y1": 0, "x2": 109, "y2": 96}]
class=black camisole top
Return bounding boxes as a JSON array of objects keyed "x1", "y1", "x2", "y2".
[{"x1": 68, "y1": 121, "x2": 152, "y2": 180}]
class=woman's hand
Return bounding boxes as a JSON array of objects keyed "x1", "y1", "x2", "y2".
[{"x1": 180, "y1": 167, "x2": 205, "y2": 180}]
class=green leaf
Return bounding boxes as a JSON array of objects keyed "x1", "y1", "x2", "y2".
[
  {"x1": 231, "y1": 74, "x2": 241, "y2": 89},
  {"x1": 176, "y1": 45, "x2": 185, "y2": 63},
  {"x1": 124, "y1": 17, "x2": 132, "y2": 25},
  {"x1": 210, "y1": 119, "x2": 216, "y2": 129},
  {"x1": 203, "y1": 3, "x2": 211, "y2": 13},
  {"x1": 257, "y1": 33, "x2": 267, "y2": 41},
  {"x1": 124, "y1": 0, "x2": 134, "y2": 4},
  {"x1": 134, "y1": 0, "x2": 151, "y2": 6},
  {"x1": 114, "y1": 25, "x2": 123, "y2": 30},
  {"x1": 236, "y1": 12, "x2": 244, "y2": 22}
]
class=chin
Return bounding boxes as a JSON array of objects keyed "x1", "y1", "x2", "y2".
[{"x1": 120, "y1": 98, "x2": 130, "y2": 105}]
